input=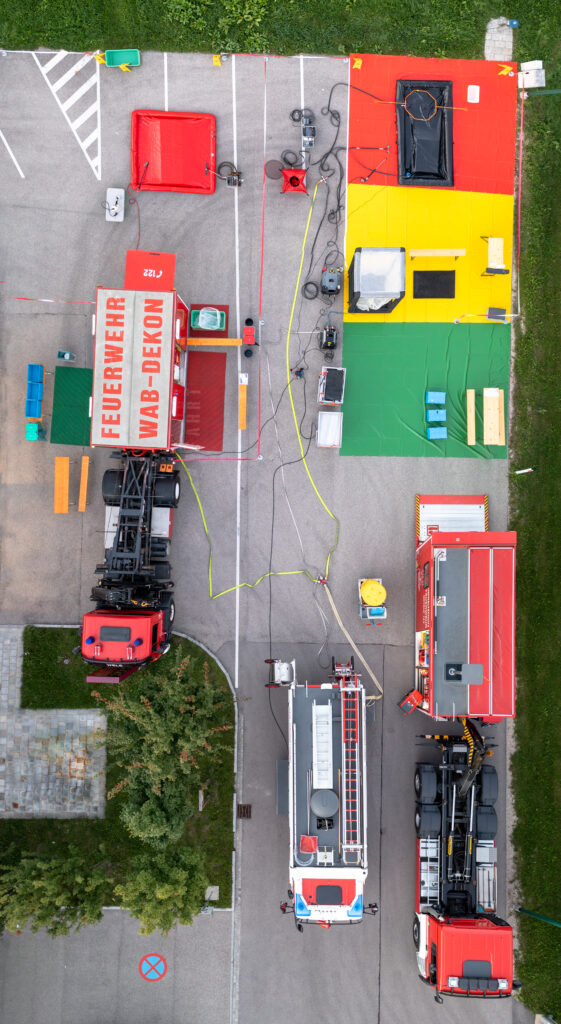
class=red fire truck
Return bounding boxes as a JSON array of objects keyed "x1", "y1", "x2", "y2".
[
  {"x1": 400, "y1": 495, "x2": 516, "y2": 722},
  {"x1": 81, "y1": 250, "x2": 191, "y2": 683},
  {"x1": 413, "y1": 718, "x2": 514, "y2": 1002}
]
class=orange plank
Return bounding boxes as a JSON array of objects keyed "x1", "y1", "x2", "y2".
[
  {"x1": 78, "y1": 455, "x2": 90, "y2": 512},
  {"x1": 54, "y1": 457, "x2": 69, "y2": 514},
  {"x1": 239, "y1": 374, "x2": 248, "y2": 430},
  {"x1": 187, "y1": 337, "x2": 242, "y2": 347}
]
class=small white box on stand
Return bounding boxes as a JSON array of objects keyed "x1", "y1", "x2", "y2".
[{"x1": 105, "y1": 187, "x2": 125, "y2": 222}]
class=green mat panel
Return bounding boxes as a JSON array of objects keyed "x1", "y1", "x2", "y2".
[
  {"x1": 50, "y1": 367, "x2": 93, "y2": 446},
  {"x1": 340, "y1": 322, "x2": 510, "y2": 458}
]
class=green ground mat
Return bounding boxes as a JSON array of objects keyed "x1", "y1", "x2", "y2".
[
  {"x1": 50, "y1": 366, "x2": 93, "y2": 446},
  {"x1": 340, "y1": 322, "x2": 510, "y2": 458}
]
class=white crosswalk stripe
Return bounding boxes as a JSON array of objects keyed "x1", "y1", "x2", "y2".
[{"x1": 32, "y1": 50, "x2": 101, "y2": 180}]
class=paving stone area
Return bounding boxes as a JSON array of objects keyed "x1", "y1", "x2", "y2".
[
  {"x1": 0, "y1": 626, "x2": 106, "y2": 818},
  {"x1": 485, "y1": 17, "x2": 514, "y2": 61}
]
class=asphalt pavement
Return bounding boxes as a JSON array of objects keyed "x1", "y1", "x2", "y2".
[{"x1": 0, "y1": 48, "x2": 530, "y2": 1024}]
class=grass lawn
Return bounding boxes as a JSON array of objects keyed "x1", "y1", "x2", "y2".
[
  {"x1": 3, "y1": 630, "x2": 235, "y2": 909},
  {"x1": 509, "y1": 57, "x2": 561, "y2": 1022},
  {"x1": 0, "y1": 0, "x2": 556, "y2": 62}
]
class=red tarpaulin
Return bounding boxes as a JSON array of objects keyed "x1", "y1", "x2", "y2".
[
  {"x1": 131, "y1": 111, "x2": 216, "y2": 194},
  {"x1": 348, "y1": 54, "x2": 517, "y2": 195},
  {"x1": 185, "y1": 351, "x2": 227, "y2": 451}
]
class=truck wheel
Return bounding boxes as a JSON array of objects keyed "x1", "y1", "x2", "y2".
[
  {"x1": 102, "y1": 470, "x2": 124, "y2": 506},
  {"x1": 154, "y1": 472, "x2": 181, "y2": 508},
  {"x1": 414, "y1": 765, "x2": 437, "y2": 803},
  {"x1": 479, "y1": 764, "x2": 498, "y2": 806},
  {"x1": 153, "y1": 561, "x2": 171, "y2": 581},
  {"x1": 476, "y1": 805, "x2": 497, "y2": 840},
  {"x1": 415, "y1": 804, "x2": 441, "y2": 838},
  {"x1": 161, "y1": 594, "x2": 175, "y2": 633},
  {"x1": 412, "y1": 917, "x2": 420, "y2": 951}
]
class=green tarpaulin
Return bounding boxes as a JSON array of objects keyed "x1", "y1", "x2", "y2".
[
  {"x1": 340, "y1": 322, "x2": 510, "y2": 458},
  {"x1": 50, "y1": 366, "x2": 93, "y2": 446}
]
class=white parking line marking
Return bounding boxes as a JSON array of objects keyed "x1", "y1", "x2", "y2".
[
  {"x1": 33, "y1": 51, "x2": 101, "y2": 180},
  {"x1": 42, "y1": 50, "x2": 68, "y2": 74},
  {"x1": 71, "y1": 100, "x2": 98, "y2": 131},
  {"x1": 232, "y1": 53, "x2": 241, "y2": 694},
  {"x1": 62, "y1": 72, "x2": 96, "y2": 112},
  {"x1": 164, "y1": 52, "x2": 168, "y2": 110},
  {"x1": 0, "y1": 128, "x2": 25, "y2": 178},
  {"x1": 52, "y1": 53, "x2": 92, "y2": 92},
  {"x1": 81, "y1": 127, "x2": 99, "y2": 151}
]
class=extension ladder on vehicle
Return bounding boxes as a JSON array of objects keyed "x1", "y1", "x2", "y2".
[{"x1": 341, "y1": 681, "x2": 362, "y2": 862}]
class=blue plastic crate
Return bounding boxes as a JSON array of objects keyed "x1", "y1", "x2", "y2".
[
  {"x1": 427, "y1": 426, "x2": 448, "y2": 440},
  {"x1": 25, "y1": 398, "x2": 43, "y2": 419},
  {"x1": 426, "y1": 408, "x2": 447, "y2": 423},
  {"x1": 27, "y1": 363, "x2": 44, "y2": 384},
  {"x1": 425, "y1": 391, "x2": 446, "y2": 405},
  {"x1": 26, "y1": 381, "x2": 43, "y2": 401}
]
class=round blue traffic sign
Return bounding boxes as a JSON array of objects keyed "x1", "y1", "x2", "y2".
[{"x1": 139, "y1": 953, "x2": 167, "y2": 982}]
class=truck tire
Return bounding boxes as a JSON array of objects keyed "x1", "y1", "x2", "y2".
[
  {"x1": 412, "y1": 916, "x2": 420, "y2": 950},
  {"x1": 153, "y1": 561, "x2": 171, "y2": 581},
  {"x1": 415, "y1": 803, "x2": 441, "y2": 838},
  {"x1": 476, "y1": 805, "x2": 497, "y2": 840},
  {"x1": 414, "y1": 765, "x2": 437, "y2": 803},
  {"x1": 160, "y1": 593, "x2": 175, "y2": 633},
  {"x1": 154, "y1": 473, "x2": 181, "y2": 508},
  {"x1": 479, "y1": 764, "x2": 498, "y2": 806},
  {"x1": 102, "y1": 470, "x2": 124, "y2": 506}
]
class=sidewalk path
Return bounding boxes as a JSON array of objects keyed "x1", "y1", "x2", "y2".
[
  {"x1": 485, "y1": 17, "x2": 514, "y2": 61},
  {"x1": 0, "y1": 626, "x2": 106, "y2": 818}
]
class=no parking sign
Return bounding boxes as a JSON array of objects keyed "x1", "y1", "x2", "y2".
[{"x1": 139, "y1": 953, "x2": 167, "y2": 982}]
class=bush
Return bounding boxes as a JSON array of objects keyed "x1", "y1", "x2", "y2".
[
  {"x1": 115, "y1": 846, "x2": 208, "y2": 934},
  {"x1": 0, "y1": 847, "x2": 112, "y2": 937}
]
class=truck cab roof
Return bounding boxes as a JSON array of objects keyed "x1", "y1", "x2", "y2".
[
  {"x1": 82, "y1": 609, "x2": 162, "y2": 665},
  {"x1": 435, "y1": 916, "x2": 513, "y2": 995}
]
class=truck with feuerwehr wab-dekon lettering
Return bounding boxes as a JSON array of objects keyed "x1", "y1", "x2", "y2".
[{"x1": 81, "y1": 249, "x2": 195, "y2": 684}]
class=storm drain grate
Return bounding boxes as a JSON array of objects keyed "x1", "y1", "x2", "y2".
[{"x1": 237, "y1": 803, "x2": 252, "y2": 819}]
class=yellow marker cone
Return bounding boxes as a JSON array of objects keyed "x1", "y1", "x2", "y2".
[{"x1": 212, "y1": 54, "x2": 222, "y2": 66}]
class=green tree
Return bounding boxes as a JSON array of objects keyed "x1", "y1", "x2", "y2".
[
  {"x1": 93, "y1": 649, "x2": 232, "y2": 846},
  {"x1": 115, "y1": 847, "x2": 209, "y2": 935},
  {"x1": 120, "y1": 778, "x2": 191, "y2": 848},
  {"x1": 0, "y1": 847, "x2": 112, "y2": 937}
]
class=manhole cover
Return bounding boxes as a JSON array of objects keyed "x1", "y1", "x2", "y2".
[
  {"x1": 265, "y1": 160, "x2": 283, "y2": 180},
  {"x1": 237, "y1": 803, "x2": 252, "y2": 819}
]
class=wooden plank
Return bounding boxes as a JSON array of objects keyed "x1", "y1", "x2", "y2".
[
  {"x1": 487, "y1": 237, "x2": 505, "y2": 268},
  {"x1": 238, "y1": 374, "x2": 248, "y2": 431},
  {"x1": 187, "y1": 337, "x2": 242, "y2": 347},
  {"x1": 483, "y1": 388, "x2": 504, "y2": 446},
  {"x1": 409, "y1": 248, "x2": 466, "y2": 258},
  {"x1": 466, "y1": 389, "x2": 476, "y2": 446},
  {"x1": 78, "y1": 455, "x2": 90, "y2": 512},
  {"x1": 54, "y1": 456, "x2": 69, "y2": 514},
  {"x1": 498, "y1": 389, "x2": 505, "y2": 445}
]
